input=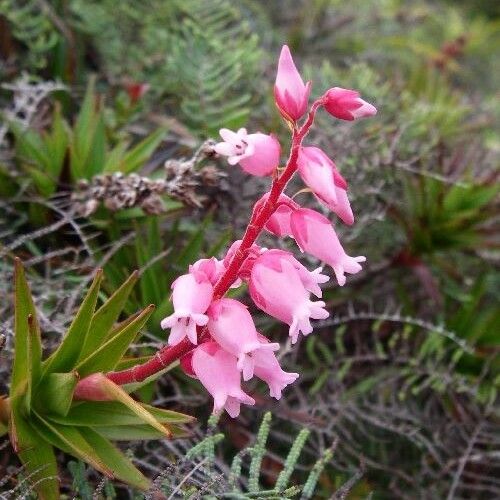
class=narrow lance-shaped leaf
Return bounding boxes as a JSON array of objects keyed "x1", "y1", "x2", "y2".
[
  {"x1": 82, "y1": 428, "x2": 150, "y2": 490},
  {"x1": 43, "y1": 269, "x2": 103, "y2": 375},
  {"x1": 33, "y1": 412, "x2": 113, "y2": 477},
  {"x1": 80, "y1": 270, "x2": 139, "y2": 359},
  {"x1": 75, "y1": 304, "x2": 154, "y2": 376},
  {"x1": 12, "y1": 258, "x2": 42, "y2": 400}
]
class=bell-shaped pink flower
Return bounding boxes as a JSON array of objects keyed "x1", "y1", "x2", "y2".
[
  {"x1": 291, "y1": 208, "x2": 366, "y2": 286},
  {"x1": 249, "y1": 251, "x2": 329, "y2": 344},
  {"x1": 214, "y1": 128, "x2": 280, "y2": 176},
  {"x1": 274, "y1": 45, "x2": 311, "y2": 121},
  {"x1": 191, "y1": 342, "x2": 255, "y2": 417},
  {"x1": 254, "y1": 193, "x2": 300, "y2": 237},
  {"x1": 207, "y1": 298, "x2": 279, "y2": 380},
  {"x1": 160, "y1": 271, "x2": 213, "y2": 345},
  {"x1": 252, "y1": 333, "x2": 299, "y2": 399},
  {"x1": 297, "y1": 146, "x2": 354, "y2": 225},
  {"x1": 323, "y1": 87, "x2": 377, "y2": 121}
]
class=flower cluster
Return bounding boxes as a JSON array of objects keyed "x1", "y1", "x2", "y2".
[{"x1": 160, "y1": 45, "x2": 376, "y2": 417}]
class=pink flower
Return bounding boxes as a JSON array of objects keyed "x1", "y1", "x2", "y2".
[
  {"x1": 323, "y1": 87, "x2": 377, "y2": 121},
  {"x1": 297, "y1": 146, "x2": 354, "y2": 225},
  {"x1": 189, "y1": 257, "x2": 225, "y2": 285},
  {"x1": 207, "y1": 299, "x2": 279, "y2": 380},
  {"x1": 252, "y1": 333, "x2": 299, "y2": 399},
  {"x1": 160, "y1": 271, "x2": 213, "y2": 345},
  {"x1": 254, "y1": 193, "x2": 300, "y2": 237},
  {"x1": 223, "y1": 240, "x2": 263, "y2": 281},
  {"x1": 191, "y1": 342, "x2": 255, "y2": 417},
  {"x1": 249, "y1": 250, "x2": 329, "y2": 343},
  {"x1": 274, "y1": 45, "x2": 311, "y2": 122},
  {"x1": 290, "y1": 208, "x2": 366, "y2": 286},
  {"x1": 214, "y1": 128, "x2": 281, "y2": 176}
]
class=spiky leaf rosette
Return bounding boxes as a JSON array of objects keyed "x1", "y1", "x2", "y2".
[{"x1": 0, "y1": 258, "x2": 194, "y2": 499}]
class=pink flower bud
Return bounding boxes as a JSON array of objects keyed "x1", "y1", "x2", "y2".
[
  {"x1": 161, "y1": 271, "x2": 213, "y2": 345},
  {"x1": 207, "y1": 298, "x2": 279, "y2": 380},
  {"x1": 291, "y1": 208, "x2": 366, "y2": 286},
  {"x1": 323, "y1": 87, "x2": 377, "y2": 121},
  {"x1": 214, "y1": 128, "x2": 280, "y2": 176},
  {"x1": 274, "y1": 45, "x2": 311, "y2": 121},
  {"x1": 252, "y1": 333, "x2": 299, "y2": 399},
  {"x1": 191, "y1": 342, "x2": 255, "y2": 417},
  {"x1": 254, "y1": 193, "x2": 300, "y2": 237},
  {"x1": 297, "y1": 146, "x2": 354, "y2": 225},
  {"x1": 249, "y1": 250, "x2": 329, "y2": 344}
]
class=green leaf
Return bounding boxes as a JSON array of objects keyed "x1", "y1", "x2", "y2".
[
  {"x1": 81, "y1": 428, "x2": 150, "y2": 490},
  {"x1": 33, "y1": 412, "x2": 113, "y2": 477},
  {"x1": 96, "y1": 423, "x2": 188, "y2": 441},
  {"x1": 80, "y1": 271, "x2": 139, "y2": 359},
  {"x1": 43, "y1": 270, "x2": 103, "y2": 375},
  {"x1": 37, "y1": 372, "x2": 79, "y2": 417},
  {"x1": 9, "y1": 399, "x2": 59, "y2": 500},
  {"x1": 72, "y1": 374, "x2": 171, "y2": 437},
  {"x1": 121, "y1": 127, "x2": 166, "y2": 174},
  {"x1": 0, "y1": 397, "x2": 9, "y2": 437},
  {"x1": 12, "y1": 258, "x2": 42, "y2": 401},
  {"x1": 51, "y1": 400, "x2": 194, "y2": 427},
  {"x1": 75, "y1": 304, "x2": 154, "y2": 376}
]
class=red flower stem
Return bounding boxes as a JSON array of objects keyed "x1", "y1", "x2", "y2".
[{"x1": 103, "y1": 100, "x2": 323, "y2": 387}]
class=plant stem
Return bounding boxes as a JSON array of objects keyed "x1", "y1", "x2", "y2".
[{"x1": 100, "y1": 100, "x2": 323, "y2": 387}]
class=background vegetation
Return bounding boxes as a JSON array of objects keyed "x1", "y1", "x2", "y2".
[{"x1": 0, "y1": 0, "x2": 498, "y2": 498}]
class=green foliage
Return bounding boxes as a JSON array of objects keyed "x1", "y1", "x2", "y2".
[
  {"x1": 0, "y1": 0, "x2": 59, "y2": 72},
  {"x1": 2, "y1": 258, "x2": 194, "y2": 499},
  {"x1": 7, "y1": 77, "x2": 167, "y2": 195},
  {"x1": 71, "y1": 0, "x2": 262, "y2": 135},
  {"x1": 393, "y1": 174, "x2": 498, "y2": 256},
  {"x1": 180, "y1": 412, "x2": 341, "y2": 499}
]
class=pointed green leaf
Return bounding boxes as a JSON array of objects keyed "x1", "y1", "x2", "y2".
[
  {"x1": 50, "y1": 400, "x2": 194, "y2": 427},
  {"x1": 80, "y1": 271, "x2": 139, "y2": 359},
  {"x1": 96, "y1": 423, "x2": 188, "y2": 441},
  {"x1": 9, "y1": 399, "x2": 59, "y2": 500},
  {"x1": 82, "y1": 428, "x2": 150, "y2": 490},
  {"x1": 121, "y1": 127, "x2": 166, "y2": 174},
  {"x1": 33, "y1": 412, "x2": 113, "y2": 477},
  {"x1": 75, "y1": 374, "x2": 171, "y2": 437},
  {"x1": 37, "y1": 372, "x2": 79, "y2": 417},
  {"x1": 75, "y1": 304, "x2": 154, "y2": 376},
  {"x1": 12, "y1": 258, "x2": 42, "y2": 400},
  {"x1": 43, "y1": 270, "x2": 103, "y2": 375}
]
